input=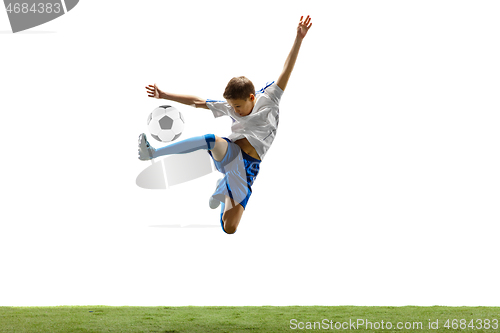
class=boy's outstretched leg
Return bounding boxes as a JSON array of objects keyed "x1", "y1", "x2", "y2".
[{"x1": 138, "y1": 133, "x2": 228, "y2": 161}]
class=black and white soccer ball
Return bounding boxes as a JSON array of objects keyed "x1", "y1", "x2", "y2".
[{"x1": 147, "y1": 105, "x2": 185, "y2": 142}]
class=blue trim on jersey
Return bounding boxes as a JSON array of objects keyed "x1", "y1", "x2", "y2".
[
  {"x1": 206, "y1": 98, "x2": 225, "y2": 103},
  {"x1": 256, "y1": 81, "x2": 275, "y2": 95}
]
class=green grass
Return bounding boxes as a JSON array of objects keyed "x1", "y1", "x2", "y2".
[{"x1": 1, "y1": 306, "x2": 499, "y2": 332}]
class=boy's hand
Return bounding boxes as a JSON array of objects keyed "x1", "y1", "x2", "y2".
[
  {"x1": 146, "y1": 84, "x2": 161, "y2": 99},
  {"x1": 297, "y1": 15, "x2": 312, "y2": 39},
  {"x1": 277, "y1": 15, "x2": 312, "y2": 91}
]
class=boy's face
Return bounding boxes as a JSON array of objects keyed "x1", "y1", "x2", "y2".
[{"x1": 227, "y1": 94, "x2": 256, "y2": 117}]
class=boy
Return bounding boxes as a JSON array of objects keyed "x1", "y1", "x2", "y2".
[{"x1": 139, "y1": 15, "x2": 312, "y2": 234}]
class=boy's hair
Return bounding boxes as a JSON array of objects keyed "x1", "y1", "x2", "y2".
[{"x1": 223, "y1": 76, "x2": 255, "y2": 100}]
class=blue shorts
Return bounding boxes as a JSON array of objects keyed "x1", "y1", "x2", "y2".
[{"x1": 208, "y1": 138, "x2": 261, "y2": 210}]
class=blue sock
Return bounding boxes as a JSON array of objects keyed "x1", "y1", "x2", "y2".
[
  {"x1": 152, "y1": 134, "x2": 215, "y2": 159},
  {"x1": 219, "y1": 201, "x2": 228, "y2": 234}
]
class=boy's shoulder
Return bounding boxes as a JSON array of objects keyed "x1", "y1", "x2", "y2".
[
  {"x1": 255, "y1": 81, "x2": 283, "y2": 107},
  {"x1": 256, "y1": 81, "x2": 275, "y2": 95}
]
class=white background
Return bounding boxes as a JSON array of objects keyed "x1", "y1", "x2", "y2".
[{"x1": 1, "y1": 0, "x2": 499, "y2": 307}]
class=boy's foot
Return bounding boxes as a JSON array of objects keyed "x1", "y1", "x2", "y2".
[
  {"x1": 209, "y1": 178, "x2": 223, "y2": 209},
  {"x1": 138, "y1": 133, "x2": 156, "y2": 161}
]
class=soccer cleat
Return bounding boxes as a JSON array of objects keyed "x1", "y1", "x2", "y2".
[
  {"x1": 209, "y1": 178, "x2": 223, "y2": 209},
  {"x1": 138, "y1": 133, "x2": 156, "y2": 161}
]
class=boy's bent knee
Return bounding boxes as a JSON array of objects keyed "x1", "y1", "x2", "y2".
[
  {"x1": 223, "y1": 225, "x2": 237, "y2": 234},
  {"x1": 222, "y1": 215, "x2": 239, "y2": 234},
  {"x1": 221, "y1": 198, "x2": 243, "y2": 234}
]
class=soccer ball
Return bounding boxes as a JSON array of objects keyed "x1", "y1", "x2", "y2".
[{"x1": 147, "y1": 105, "x2": 185, "y2": 142}]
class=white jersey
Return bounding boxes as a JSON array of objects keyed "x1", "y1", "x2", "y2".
[{"x1": 206, "y1": 81, "x2": 283, "y2": 160}]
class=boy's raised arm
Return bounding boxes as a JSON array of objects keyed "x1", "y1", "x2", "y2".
[
  {"x1": 145, "y1": 84, "x2": 209, "y2": 109},
  {"x1": 276, "y1": 15, "x2": 312, "y2": 92}
]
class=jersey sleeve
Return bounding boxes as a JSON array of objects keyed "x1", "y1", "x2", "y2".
[
  {"x1": 205, "y1": 99, "x2": 232, "y2": 118},
  {"x1": 263, "y1": 82, "x2": 284, "y2": 106}
]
